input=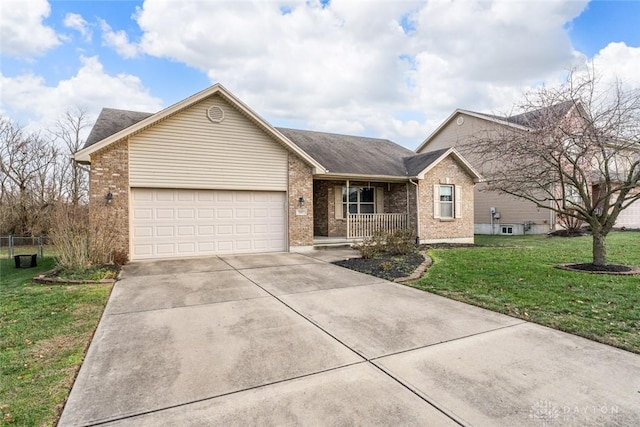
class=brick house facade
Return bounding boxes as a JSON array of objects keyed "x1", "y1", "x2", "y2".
[
  {"x1": 89, "y1": 139, "x2": 130, "y2": 256},
  {"x1": 77, "y1": 84, "x2": 482, "y2": 261}
]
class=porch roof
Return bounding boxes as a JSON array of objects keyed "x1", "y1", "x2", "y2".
[{"x1": 276, "y1": 127, "x2": 414, "y2": 177}]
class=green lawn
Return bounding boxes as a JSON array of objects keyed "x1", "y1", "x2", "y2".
[
  {"x1": 410, "y1": 232, "x2": 640, "y2": 354},
  {"x1": 0, "y1": 257, "x2": 112, "y2": 426}
]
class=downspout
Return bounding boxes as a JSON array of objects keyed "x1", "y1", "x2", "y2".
[{"x1": 409, "y1": 179, "x2": 420, "y2": 244}]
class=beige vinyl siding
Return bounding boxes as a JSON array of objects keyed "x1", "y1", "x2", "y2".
[
  {"x1": 475, "y1": 183, "x2": 550, "y2": 224},
  {"x1": 418, "y1": 114, "x2": 504, "y2": 156},
  {"x1": 129, "y1": 95, "x2": 288, "y2": 190},
  {"x1": 615, "y1": 196, "x2": 640, "y2": 228}
]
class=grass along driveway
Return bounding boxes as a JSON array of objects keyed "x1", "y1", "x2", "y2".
[
  {"x1": 409, "y1": 232, "x2": 640, "y2": 354},
  {"x1": 0, "y1": 257, "x2": 112, "y2": 426}
]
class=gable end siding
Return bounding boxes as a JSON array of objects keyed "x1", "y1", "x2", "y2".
[{"x1": 129, "y1": 95, "x2": 288, "y2": 190}]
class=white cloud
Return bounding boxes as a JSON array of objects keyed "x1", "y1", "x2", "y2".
[
  {"x1": 130, "y1": 0, "x2": 591, "y2": 147},
  {"x1": 64, "y1": 12, "x2": 92, "y2": 42},
  {"x1": 0, "y1": 56, "x2": 163, "y2": 136},
  {"x1": 0, "y1": 0, "x2": 60, "y2": 56},
  {"x1": 589, "y1": 42, "x2": 640, "y2": 90},
  {"x1": 99, "y1": 19, "x2": 140, "y2": 58}
]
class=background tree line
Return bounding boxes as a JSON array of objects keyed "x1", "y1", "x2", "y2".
[{"x1": 0, "y1": 109, "x2": 90, "y2": 236}]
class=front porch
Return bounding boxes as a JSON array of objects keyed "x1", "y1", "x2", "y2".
[
  {"x1": 313, "y1": 213, "x2": 409, "y2": 250},
  {"x1": 312, "y1": 179, "x2": 416, "y2": 241}
]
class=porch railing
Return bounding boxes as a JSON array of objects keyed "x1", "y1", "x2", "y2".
[{"x1": 347, "y1": 213, "x2": 408, "y2": 238}]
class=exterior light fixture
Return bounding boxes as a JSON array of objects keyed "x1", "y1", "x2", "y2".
[
  {"x1": 298, "y1": 196, "x2": 305, "y2": 207},
  {"x1": 106, "y1": 192, "x2": 113, "y2": 204}
]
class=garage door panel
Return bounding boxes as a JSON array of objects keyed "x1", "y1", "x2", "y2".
[
  {"x1": 156, "y1": 209, "x2": 174, "y2": 219},
  {"x1": 131, "y1": 189, "x2": 286, "y2": 260},
  {"x1": 156, "y1": 227, "x2": 174, "y2": 237},
  {"x1": 198, "y1": 225, "x2": 214, "y2": 235},
  {"x1": 217, "y1": 209, "x2": 233, "y2": 219},
  {"x1": 156, "y1": 192, "x2": 174, "y2": 202},
  {"x1": 198, "y1": 209, "x2": 214, "y2": 218}
]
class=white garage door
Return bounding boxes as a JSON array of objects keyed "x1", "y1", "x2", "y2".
[
  {"x1": 616, "y1": 199, "x2": 640, "y2": 229},
  {"x1": 131, "y1": 189, "x2": 286, "y2": 260}
]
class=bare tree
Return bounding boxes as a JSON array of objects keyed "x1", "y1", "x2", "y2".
[
  {"x1": 472, "y1": 70, "x2": 640, "y2": 266},
  {"x1": 52, "y1": 108, "x2": 90, "y2": 206},
  {"x1": 0, "y1": 117, "x2": 61, "y2": 234}
]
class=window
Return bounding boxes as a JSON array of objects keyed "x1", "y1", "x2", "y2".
[
  {"x1": 439, "y1": 185, "x2": 454, "y2": 218},
  {"x1": 563, "y1": 184, "x2": 581, "y2": 207},
  {"x1": 433, "y1": 184, "x2": 462, "y2": 220},
  {"x1": 501, "y1": 225, "x2": 514, "y2": 235},
  {"x1": 342, "y1": 186, "x2": 375, "y2": 217}
]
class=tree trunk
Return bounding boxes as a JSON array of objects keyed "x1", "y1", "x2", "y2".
[{"x1": 592, "y1": 231, "x2": 607, "y2": 266}]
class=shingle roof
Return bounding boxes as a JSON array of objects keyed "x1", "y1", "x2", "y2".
[
  {"x1": 83, "y1": 108, "x2": 462, "y2": 178},
  {"x1": 461, "y1": 101, "x2": 575, "y2": 130},
  {"x1": 504, "y1": 101, "x2": 574, "y2": 128},
  {"x1": 84, "y1": 108, "x2": 153, "y2": 149},
  {"x1": 404, "y1": 148, "x2": 451, "y2": 177},
  {"x1": 276, "y1": 127, "x2": 417, "y2": 176}
]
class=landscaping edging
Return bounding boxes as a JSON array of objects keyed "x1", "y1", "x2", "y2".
[
  {"x1": 33, "y1": 275, "x2": 116, "y2": 285},
  {"x1": 394, "y1": 251, "x2": 433, "y2": 283}
]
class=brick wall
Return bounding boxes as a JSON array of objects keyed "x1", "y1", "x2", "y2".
[
  {"x1": 288, "y1": 154, "x2": 314, "y2": 247},
  {"x1": 313, "y1": 180, "x2": 329, "y2": 236},
  {"x1": 418, "y1": 156, "x2": 475, "y2": 242},
  {"x1": 89, "y1": 139, "x2": 130, "y2": 257}
]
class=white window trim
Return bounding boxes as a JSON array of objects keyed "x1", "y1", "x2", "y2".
[
  {"x1": 333, "y1": 185, "x2": 384, "y2": 220},
  {"x1": 433, "y1": 184, "x2": 462, "y2": 220},
  {"x1": 342, "y1": 186, "x2": 376, "y2": 218}
]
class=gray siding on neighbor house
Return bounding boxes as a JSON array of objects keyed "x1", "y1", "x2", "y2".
[
  {"x1": 129, "y1": 95, "x2": 288, "y2": 191},
  {"x1": 420, "y1": 113, "x2": 552, "y2": 233}
]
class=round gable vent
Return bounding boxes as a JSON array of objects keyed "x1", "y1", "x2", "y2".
[
  {"x1": 207, "y1": 105, "x2": 225, "y2": 123},
  {"x1": 456, "y1": 116, "x2": 464, "y2": 126}
]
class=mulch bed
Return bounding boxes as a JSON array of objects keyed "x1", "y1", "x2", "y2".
[
  {"x1": 334, "y1": 251, "x2": 425, "y2": 281},
  {"x1": 556, "y1": 263, "x2": 640, "y2": 275}
]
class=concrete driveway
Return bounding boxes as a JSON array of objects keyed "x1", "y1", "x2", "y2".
[{"x1": 59, "y1": 252, "x2": 640, "y2": 426}]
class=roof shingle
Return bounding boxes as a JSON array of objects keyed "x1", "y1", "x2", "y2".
[
  {"x1": 84, "y1": 108, "x2": 153, "y2": 149},
  {"x1": 83, "y1": 108, "x2": 458, "y2": 178}
]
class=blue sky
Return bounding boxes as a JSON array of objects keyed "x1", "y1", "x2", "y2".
[{"x1": 1, "y1": 0, "x2": 639, "y2": 148}]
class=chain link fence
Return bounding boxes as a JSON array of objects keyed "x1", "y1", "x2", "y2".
[{"x1": 0, "y1": 235, "x2": 53, "y2": 259}]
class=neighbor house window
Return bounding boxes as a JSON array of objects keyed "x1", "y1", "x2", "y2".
[
  {"x1": 439, "y1": 185, "x2": 454, "y2": 218},
  {"x1": 563, "y1": 184, "x2": 581, "y2": 208},
  {"x1": 342, "y1": 186, "x2": 375, "y2": 217},
  {"x1": 501, "y1": 225, "x2": 514, "y2": 235}
]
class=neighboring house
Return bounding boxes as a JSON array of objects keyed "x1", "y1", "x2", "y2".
[
  {"x1": 416, "y1": 103, "x2": 640, "y2": 234},
  {"x1": 75, "y1": 84, "x2": 482, "y2": 261}
]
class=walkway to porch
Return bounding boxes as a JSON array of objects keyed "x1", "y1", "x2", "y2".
[{"x1": 313, "y1": 236, "x2": 361, "y2": 249}]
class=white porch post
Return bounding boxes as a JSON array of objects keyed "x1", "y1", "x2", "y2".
[{"x1": 346, "y1": 179, "x2": 350, "y2": 239}]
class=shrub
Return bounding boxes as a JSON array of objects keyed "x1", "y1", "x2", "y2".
[
  {"x1": 50, "y1": 203, "x2": 121, "y2": 270},
  {"x1": 50, "y1": 204, "x2": 91, "y2": 270},
  {"x1": 355, "y1": 229, "x2": 416, "y2": 258},
  {"x1": 386, "y1": 229, "x2": 417, "y2": 255},
  {"x1": 557, "y1": 209, "x2": 585, "y2": 234},
  {"x1": 356, "y1": 230, "x2": 386, "y2": 259},
  {"x1": 111, "y1": 249, "x2": 129, "y2": 267}
]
